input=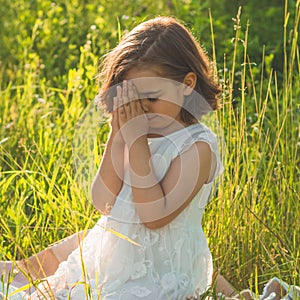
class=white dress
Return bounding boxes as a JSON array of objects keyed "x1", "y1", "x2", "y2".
[{"x1": 2, "y1": 123, "x2": 224, "y2": 300}]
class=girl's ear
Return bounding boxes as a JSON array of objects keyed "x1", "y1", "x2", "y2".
[{"x1": 182, "y1": 72, "x2": 197, "y2": 96}]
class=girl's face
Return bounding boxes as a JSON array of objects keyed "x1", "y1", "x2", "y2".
[{"x1": 124, "y1": 66, "x2": 188, "y2": 132}]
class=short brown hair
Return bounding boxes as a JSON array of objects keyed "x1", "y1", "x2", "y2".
[{"x1": 96, "y1": 16, "x2": 221, "y2": 124}]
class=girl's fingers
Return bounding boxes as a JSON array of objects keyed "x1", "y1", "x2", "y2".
[
  {"x1": 121, "y1": 80, "x2": 128, "y2": 105},
  {"x1": 136, "y1": 100, "x2": 144, "y2": 114},
  {"x1": 122, "y1": 80, "x2": 131, "y2": 116},
  {"x1": 133, "y1": 99, "x2": 139, "y2": 115},
  {"x1": 128, "y1": 80, "x2": 137, "y2": 102},
  {"x1": 127, "y1": 81, "x2": 137, "y2": 115},
  {"x1": 123, "y1": 80, "x2": 128, "y2": 103},
  {"x1": 113, "y1": 96, "x2": 118, "y2": 112},
  {"x1": 116, "y1": 84, "x2": 127, "y2": 121},
  {"x1": 118, "y1": 93, "x2": 126, "y2": 120},
  {"x1": 111, "y1": 97, "x2": 119, "y2": 130},
  {"x1": 117, "y1": 80, "x2": 144, "y2": 120},
  {"x1": 124, "y1": 102, "x2": 131, "y2": 117},
  {"x1": 128, "y1": 81, "x2": 141, "y2": 116},
  {"x1": 128, "y1": 98, "x2": 136, "y2": 116},
  {"x1": 116, "y1": 85, "x2": 122, "y2": 103},
  {"x1": 116, "y1": 85, "x2": 123, "y2": 116}
]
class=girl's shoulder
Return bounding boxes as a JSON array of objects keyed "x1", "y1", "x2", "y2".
[
  {"x1": 174, "y1": 123, "x2": 224, "y2": 179},
  {"x1": 148, "y1": 123, "x2": 217, "y2": 143},
  {"x1": 149, "y1": 122, "x2": 221, "y2": 161},
  {"x1": 147, "y1": 122, "x2": 224, "y2": 184},
  {"x1": 176, "y1": 123, "x2": 219, "y2": 154},
  {"x1": 171, "y1": 122, "x2": 219, "y2": 148}
]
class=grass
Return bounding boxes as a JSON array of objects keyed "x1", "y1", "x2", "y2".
[
  {"x1": 0, "y1": 0, "x2": 299, "y2": 298},
  {"x1": 206, "y1": 3, "x2": 299, "y2": 293}
]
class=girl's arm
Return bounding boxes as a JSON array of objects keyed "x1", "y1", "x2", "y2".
[
  {"x1": 91, "y1": 137, "x2": 125, "y2": 215},
  {"x1": 129, "y1": 137, "x2": 212, "y2": 229},
  {"x1": 117, "y1": 80, "x2": 212, "y2": 229},
  {"x1": 91, "y1": 95, "x2": 125, "y2": 215}
]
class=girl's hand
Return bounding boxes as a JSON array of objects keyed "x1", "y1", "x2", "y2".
[
  {"x1": 117, "y1": 80, "x2": 149, "y2": 147},
  {"x1": 108, "y1": 89, "x2": 125, "y2": 145}
]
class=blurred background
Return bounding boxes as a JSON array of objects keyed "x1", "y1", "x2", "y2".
[{"x1": 0, "y1": 0, "x2": 299, "y2": 295}]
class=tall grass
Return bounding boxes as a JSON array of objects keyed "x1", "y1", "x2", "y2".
[
  {"x1": 205, "y1": 2, "x2": 300, "y2": 293},
  {"x1": 0, "y1": 0, "x2": 299, "y2": 298}
]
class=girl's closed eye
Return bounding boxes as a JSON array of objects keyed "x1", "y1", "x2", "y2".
[{"x1": 147, "y1": 97, "x2": 159, "y2": 102}]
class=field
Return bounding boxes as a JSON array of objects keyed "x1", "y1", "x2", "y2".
[{"x1": 0, "y1": 0, "x2": 299, "y2": 298}]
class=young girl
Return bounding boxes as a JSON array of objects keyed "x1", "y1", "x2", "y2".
[{"x1": 1, "y1": 16, "x2": 298, "y2": 300}]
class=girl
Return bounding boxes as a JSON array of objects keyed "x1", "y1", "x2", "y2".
[{"x1": 1, "y1": 17, "x2": 298, "y2": 300}]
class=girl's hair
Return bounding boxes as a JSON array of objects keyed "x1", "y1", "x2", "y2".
[{"x1": 96, "y1": 16, "x2": 221, "y2": 124}]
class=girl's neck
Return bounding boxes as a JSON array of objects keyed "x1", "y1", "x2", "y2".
[{"x1": 146, "y1": 119, "x2": 198, "y2": 138}]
